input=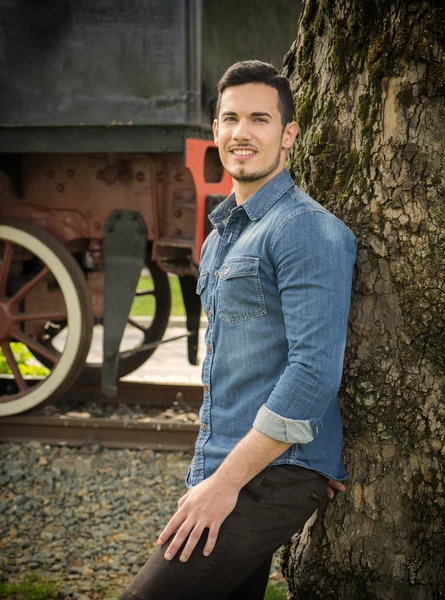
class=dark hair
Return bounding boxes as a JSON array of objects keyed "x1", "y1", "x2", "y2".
[{"x1": 216, "y1": 60, "x2": 294, "y2": 127}]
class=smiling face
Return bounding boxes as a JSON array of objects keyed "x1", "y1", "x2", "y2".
[{"x1": 213, "y1": 83, "x2": 298, "y2": 199}]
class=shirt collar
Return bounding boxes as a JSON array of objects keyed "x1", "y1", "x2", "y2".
[{"x1": 208, "y1": 168, "x2": 294, "y2": 229}]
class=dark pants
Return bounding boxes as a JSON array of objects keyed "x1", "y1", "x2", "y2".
[{"x1": 120, "y1": 465, "x2": 328, "y2": 600}]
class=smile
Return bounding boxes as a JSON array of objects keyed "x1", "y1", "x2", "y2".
[{"x1": 231, "y1": 149, "x2": 256, "y2": 156}]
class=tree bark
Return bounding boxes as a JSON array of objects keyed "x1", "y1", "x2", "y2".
[{"x1": 282, "y1": 1, "x2": 445, "y2": 598}]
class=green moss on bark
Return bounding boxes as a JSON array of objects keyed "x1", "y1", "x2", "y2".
[
  {"x1": 297, "y1": 30, "x2": 315, "y2": 82},
  {"x1": 367, "y1": 30, "x2": 392, "y2": 87},
  {"x1": 396, "y1": 83, "x2": 414, "y2": 107},
  {"x1": 358, "y1": 93, "x2": 371, "y2": 123},
  {"x1": 330, "y1": 27, "x2": 348, "y2": 90},
  {"x1": 301, "y1": 0, "x2": 318, "y2": 28},
  {"x1": 293, "y1": 82, "x2": 315, "y2": 131}
]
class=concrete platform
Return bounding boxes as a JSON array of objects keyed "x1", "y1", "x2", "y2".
[
  {"x1": 122, "y1": 324, "x2": 207, "y2": 384},
  {"x1": 53, "y1": 317, "x2": 207, "y2": 384}
]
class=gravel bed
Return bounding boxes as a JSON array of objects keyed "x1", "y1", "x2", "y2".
[
  {"x1": 30, "y1": 396, "x2": 200, "y2": 425},
  {"x1": 0, "y1": 441, "x2": 284, "y2": 599}
]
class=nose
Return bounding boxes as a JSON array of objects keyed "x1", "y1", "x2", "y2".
[{"x1": 232, "y1": 118, "x2": 252, "y2": 141}]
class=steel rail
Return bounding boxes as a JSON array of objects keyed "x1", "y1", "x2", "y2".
[
  {"x1": 67, "y1": 380, "x2": 204, "y2": 408},
  {"x1": 0, "y1": 380, "x2": 203, "y2": 450},
  {"x1": 0, "y1": 414, "x2": 199, "y2": 450},
  {"x1": 0, "y1": 378, "x2": 204, "y2": 408}
]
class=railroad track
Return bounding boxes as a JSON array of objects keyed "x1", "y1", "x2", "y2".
[
  {"x1": 63, "y1": 380, "x2": 204, "y2": 408},
  {"x1": 0, "y1": 380, "x2": 203, "y2": 450}
]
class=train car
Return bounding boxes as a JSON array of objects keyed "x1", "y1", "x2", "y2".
[{"x1": 0, "y1": 0, "x2": 301, "y2": 415}]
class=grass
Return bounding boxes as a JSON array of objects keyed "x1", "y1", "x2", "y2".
[
  {"x1": 0, "y1": 343, "x2": 50, "y2": 377},
  {"x1": 130, "y1": 274, "x2": 185, "y2": 317},
  {"x1": 0, "y1": 576, "x2": 287, "y2": 600},
  {"x1": 265, "y1": 581, "x2": 288, "y2": 599},
  {"x1": 0, "y1": 573, "x2": 59, "y2": 600},
  {"x1": 0, "y1": 576, "x2": 122, "y2": 600}
]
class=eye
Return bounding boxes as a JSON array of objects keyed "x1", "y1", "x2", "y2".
[
  {"x1": 224, "y1": 117, "x2": 236, "y2": 122},
  {"x1": 254, "y1": 118, "x2": 267, "y2": 122}
]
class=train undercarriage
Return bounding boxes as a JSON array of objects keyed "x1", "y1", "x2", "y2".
[{"x1": 0, "y1": 145, "x2": 231, "y2": 415}]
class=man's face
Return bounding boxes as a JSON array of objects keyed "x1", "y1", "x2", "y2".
[{"x1": 213, "y1": 83, "x2": 297, "y2": 185}]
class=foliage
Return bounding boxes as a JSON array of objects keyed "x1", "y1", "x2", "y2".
[
  {"x1": 0, "y1": 343, "x2": 50, "y2": 377},
  {"x1": 0, "y1": 573, "x2": 59, "y2": 600},
  {"x1": 0, "y1": 576, "x2": 285, "y2": 599},
  {"x1": 130, "y1": 274, "x2": 185, "y2": 317},
  {"x1": 264, "y1": 581, "x2": 288, "y2": 600}
]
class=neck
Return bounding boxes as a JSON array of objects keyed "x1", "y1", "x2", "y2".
[
  {"x1": 233, "y1": 179, "x2": 265, "y2": 205},
  {"x1": 233, "y1": 165, "x2": 286, "y2": 206}
]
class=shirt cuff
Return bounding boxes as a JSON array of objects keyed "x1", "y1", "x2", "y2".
[{"x1": 252, "y1": 405, "x2": 320, "y2": 444}]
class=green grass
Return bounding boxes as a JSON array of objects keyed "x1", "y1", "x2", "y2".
[
  {"x1": 0, "y1": 573, "x2": 59, "y2": 600},
  {"x1": 130, "y1": 274, "x2": 185, "y2": 317},
  {"x1": 265, "y1": 581, "x2": 288, "y2": 599},
  {"x1": 0, "y1": 343, "x2": 50, "y2": 377},
  {"x1": 0, "y1": 576, "x2": 286, "y2": 600}
]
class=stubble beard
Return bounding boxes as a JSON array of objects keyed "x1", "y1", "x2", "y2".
[{"x1": 227, "y1": 143, "x2": 282, "y2": 184}]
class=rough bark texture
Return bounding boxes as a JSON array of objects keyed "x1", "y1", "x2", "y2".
[{"x1": 282, "y1": 1, "x2": 445, "y2": 598}]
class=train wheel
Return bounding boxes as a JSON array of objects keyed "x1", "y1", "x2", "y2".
[
  {"x1": 77, "y1": 256, "x2": 171, "y2": 385},
  {"x1": 0, "y1": 219, "x2": 93, "y2": 416}
]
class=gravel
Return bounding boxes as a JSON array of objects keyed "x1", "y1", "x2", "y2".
[
  {"x1": 31, "y1": 396, "x2": 200, "y2": 425},
  {"x1": 0, "y1": 441, "x2": 284, "y2": 598},
  {"x1": 0, "y1": 441, "x2": 193, "y2": 598}
]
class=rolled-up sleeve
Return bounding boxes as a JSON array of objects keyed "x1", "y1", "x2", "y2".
[{"x1": 252, "y1": 210, "x2": 356, "y2": 444}]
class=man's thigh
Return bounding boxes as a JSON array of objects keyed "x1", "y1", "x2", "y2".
[{"x1": 120, "y1": 465, "x2": 327, "y2": 600}]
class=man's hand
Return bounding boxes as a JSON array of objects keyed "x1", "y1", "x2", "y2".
[
  {"x1": 326, "y1": 479, "x2": 346, "y2": 500},
  {"x1": 157, "y1": 474, "x2": 239, "y2": 563}
]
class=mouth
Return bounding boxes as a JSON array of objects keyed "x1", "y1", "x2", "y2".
[{"x1": 229, "y1": 147, "x2": 258, "y2": 160}]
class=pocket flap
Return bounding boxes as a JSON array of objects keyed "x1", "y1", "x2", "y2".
[
  {"x1": 196, "y1": 272, "x2": 208, "y2": 294},
  {"x1": 220, "y1": 257, "x2": 259, "y2": 280}
]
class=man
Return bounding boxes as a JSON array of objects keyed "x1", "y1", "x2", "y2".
[{"x1": 121, "y1": 60, "x2": 356, "y2": 600}]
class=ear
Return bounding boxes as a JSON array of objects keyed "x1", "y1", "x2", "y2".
[
  {"x1": 282, "y1": 121, "x2": 298, "y2": 150},
  {"x1": 213, "y1": 119, "x2": 219, "y2": 146}
]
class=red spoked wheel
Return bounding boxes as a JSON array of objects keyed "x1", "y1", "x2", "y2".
[{"x1": 0, "y1": 219, "x2": 93, "y2": 416}]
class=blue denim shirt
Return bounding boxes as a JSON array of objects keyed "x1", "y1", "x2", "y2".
[{"x1": 186, "y1": 168, "x2": 356, "y2": 487}]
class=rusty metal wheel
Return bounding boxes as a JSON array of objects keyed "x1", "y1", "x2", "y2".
[{"x1": 0, "y1": 219, "x2": 93, "y2": 416}]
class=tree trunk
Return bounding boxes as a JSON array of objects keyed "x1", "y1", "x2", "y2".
[{"x1": 282, "y1": 1, "x2": 445, "y2": 598}]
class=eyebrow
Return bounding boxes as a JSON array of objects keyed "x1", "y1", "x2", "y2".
[{"x1": 221, "y1": 111, "x2": 272, "y2": 118}]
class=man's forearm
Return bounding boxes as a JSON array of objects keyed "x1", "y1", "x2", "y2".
[
  {"x1": 158, "y1": 427, "x2": 342, "y2": 562},
  {"x1": 210, "y1": 428, "x2": 291, "y2": 492}
]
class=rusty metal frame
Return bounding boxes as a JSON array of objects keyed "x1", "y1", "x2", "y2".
[{"x1": 185, "y1": 138, "x2": 232, "y2": 263}]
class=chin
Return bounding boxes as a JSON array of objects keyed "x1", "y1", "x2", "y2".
[{"x1": 233, "y1": 172, "x2": 266, "y2": 184}]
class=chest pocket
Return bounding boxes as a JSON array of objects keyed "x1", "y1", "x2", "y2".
[{"x1": 218, "y1": 257, "x2": 267, "y2": 323}]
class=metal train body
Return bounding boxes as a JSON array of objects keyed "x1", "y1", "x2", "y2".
[{"x1": 0, "y1": 0, "x2": 301, "y2": 415}]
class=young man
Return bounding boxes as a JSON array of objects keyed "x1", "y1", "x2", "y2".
[{"x1": 121, "y1": 60, "x2": 356, "y2": 600}]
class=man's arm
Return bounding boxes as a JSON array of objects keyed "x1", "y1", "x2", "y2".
[
  {"x1": 158, "y1": 429, "x2": 345, "y2": 563},
  {"x1": 157, "y1": 428, "x2": 290, "y2": 562},
  {"x1": 251, "y1": 210, "x2": 357, "y2": 445}
]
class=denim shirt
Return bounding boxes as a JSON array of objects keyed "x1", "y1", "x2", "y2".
[{"x1": 186, "y1": 168, "x2": 356, "y2": 487}]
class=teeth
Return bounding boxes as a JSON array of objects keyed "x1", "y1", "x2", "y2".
[{"x1": 232, "y1": 150, "x2": 255, "y2": 156}]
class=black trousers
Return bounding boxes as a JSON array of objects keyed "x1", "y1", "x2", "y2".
[{"x1": 120, "y1": 465, "x2": 328, "y2": 600}]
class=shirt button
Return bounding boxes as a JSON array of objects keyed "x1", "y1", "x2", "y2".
[
  {"x1": 214, "y1": 270, "x2": 219, "y2": 277},
  {"x1": 204, "y1": 385, "x2": 209, "y2": 392},
  {"x1": 201, "y1": 423, "x2": 209, "y2": 431},
  {"x1": 208, "y1": 308, "x2": 213, "y2": 317},
  {"x1": 207, "y1": 345, "x2": 212, "y2": 353}
]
